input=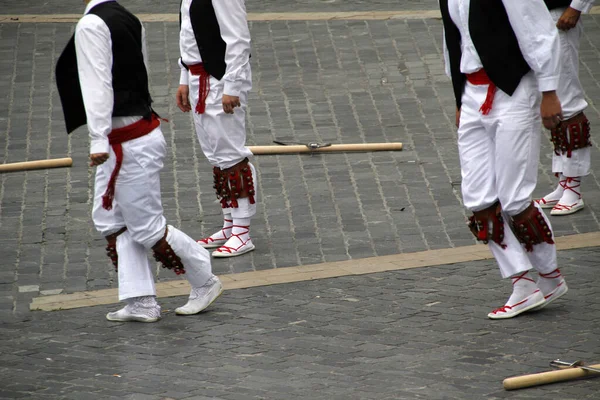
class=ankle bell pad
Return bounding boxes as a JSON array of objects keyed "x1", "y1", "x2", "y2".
[
  {"x1": 468, "y1": 201, "x2": 506, "y2": 248},
  {"x1": 510, "y1": 202, "x2": 555, "y2": 252}
]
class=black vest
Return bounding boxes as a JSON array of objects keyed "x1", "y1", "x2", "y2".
[
  {"x1": 180, "y1": 0, "x2": 227, "y2": 80},
  {"x1": 440, "y1": 0, "x2": 531, "y2": 108},
  {"x1": 55, "y1": 1, "x2": 153, "y2": 134},
  {"x1": 544, "y1": 0, "x2": 571, "y2": 10}
]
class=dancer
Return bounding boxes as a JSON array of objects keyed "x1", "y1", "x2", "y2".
[
  {"x1": 536, "y1": 0, "x2": 595, "y2": 215},
  {"x1": 176, "y1": 0, "x2": 257, "y2": 257},
  {"x1": 439, "y1": 0, "x2": 569, "y2": 319},
  {"x1": 56, "y1": 0, "x2": 222, "y2": 322}
]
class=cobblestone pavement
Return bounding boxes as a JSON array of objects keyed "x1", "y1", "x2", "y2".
[
  {"x1": 1, "y1": 1, "x2": 600, "y2": 399},
  {"x1": 1, "y1": 247, "x2": 599, "y2": 400},
  {"x1": 0, "y1": 0, "x2": 440, "y2": 14},
  {"x1": 1, "y1": 5, "x2": 600, "y2": 314}
]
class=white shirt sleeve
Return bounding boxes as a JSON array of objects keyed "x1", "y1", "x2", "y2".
[
  {"x1": 212, "y1": 0, "x2": 251, "y2": 97},
  {"x1": 74, "y1": 14, "x2": 113, "y2": 154},
  {"x1": 179, "y1": 58, "x2": 189, "y2": 85},
  {"x1": 502, "y1": 0, "x2": 560, "y2": 92},
  {"x1": 570, "y1": 0, "x2": 595, "y2": 13}
]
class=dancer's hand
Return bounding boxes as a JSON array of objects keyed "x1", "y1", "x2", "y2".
[
  {"x1": 90, "y1": 153, "x2": 109, "y2": 167},
  {"x1": 455, "y1": 107, "x2": 461, "y2": 128},
  {"x1": 176, "y1": 85, "x2": 191, "y2": 112},
  {"x1": 556, "y1": 7, "x2": 581, "y2": 31},
  {"x1": 223, "y1": 94, "x2": 240, "y2": 114},
  {"x1": 541, "y1": 91, "x2": 563, "y2": 130}
]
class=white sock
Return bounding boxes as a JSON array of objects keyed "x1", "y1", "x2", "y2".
[
  {"x1": 536, "y1": 268, "x2": 564, "y2": 296},
  {"x1": 207, "y1": 214, "x2": 233, "y2": 240},
  {"x1": 543, "y1": 174, "x2": 566, "y2": 202},
  {"x1": 231, "y1": 217, "x2": 251, "y2": 243},
  {"x1": 558, "y1": 177, "x2": 581, "y2": 205},
  {"x1": 506, "y1": 271, "x2": 538, "y2": 306}
]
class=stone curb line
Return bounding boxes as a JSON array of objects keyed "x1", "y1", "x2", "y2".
[{"x1": 30, "y1": 231, "x2": 600, "y2": 311}]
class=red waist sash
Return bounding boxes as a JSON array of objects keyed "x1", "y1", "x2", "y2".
[
  {"x1": 101, "y1": 115, "x2": 160, "y2": 210},
  {"x1": 466, "y1": 69, "x2": 496, "y2": 115}
]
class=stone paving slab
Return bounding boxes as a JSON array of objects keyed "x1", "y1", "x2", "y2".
[
  {"x1": 1, "y1": 247, "x2": 599, "y2": 400},
  {"x1": 1, "y1": 14, "x2": 600, "y2": 316}
]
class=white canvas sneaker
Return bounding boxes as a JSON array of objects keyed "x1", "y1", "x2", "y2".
[
  {"x1": 106, "y1": 296, "x2": 161, "y2": 323},
  {"x1": 487, "y1": 290, "x2": 545, "y2": 320},
  {"x1": 175, "y1": 276, "x2": 223, "y2": 315}
]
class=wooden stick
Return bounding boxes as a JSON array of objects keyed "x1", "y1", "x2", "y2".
[
  {"x1": 248, "y1": 142, "x2": 403, "y2": 155},
  {"x1": 0, "y1": 157, "x2": 73, "y2": 173},
  {"x1": 503, "y1": 363, "x2": 600, "y2": 390}
]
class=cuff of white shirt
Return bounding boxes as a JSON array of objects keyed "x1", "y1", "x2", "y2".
[
  {"x1": 179, "y1": 68, "x2": 189, "y2": 86},
  {"x1": 91, "y1": 138, "x2": 110, "y2": 155},
  {"x1": 537, "y1": 75, "x2": 559, "y2": 93},
  {"x1": 224, "y1": 80, "x2": 242, "y2": 98},
  {"x1": 570, "y1": 0, "x2": 593, "y2": 13}
]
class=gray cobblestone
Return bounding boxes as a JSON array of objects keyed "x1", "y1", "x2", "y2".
[
  {"x1": 0, "y1": 248, "x2": 598, "y2": 399},
  {"x1": 0, "y1": 3, "x2": 599, "y2": 398}
]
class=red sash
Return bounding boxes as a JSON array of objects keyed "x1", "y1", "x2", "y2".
[
  {"x1": 466, "y1": 69, "x2": 496, "y2": 115},
  {"x1": 189, "y1": 63, "x2": 210, "y2": 114},
  {"x1": 101, "y1": 115, "x2": 160, "y2": 210}
]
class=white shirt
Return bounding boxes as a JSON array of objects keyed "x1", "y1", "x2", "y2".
[
  {"x1": 443, "y1": 0, "x2": 560, "y2": 92},
  {"x1": 179, "y1": 0, "x2": 202, "y2": 66},
  {"x1": 570, "y1": 0, "x2": 595, "y2": 13},
  {"x1": 75, "y1": 0, "x2": 147, "y2": 155},
  {"x1": 179, "y1": 0, "x2": 251, "y2": 97}
]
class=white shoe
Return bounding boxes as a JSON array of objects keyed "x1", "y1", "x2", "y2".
[
  {"x1": 487, "y1": 290, "x2": 545, "y2": 320},
  {"x1": 212, "y1": 237, "x2": 255, "y2": 258},
  {"x1": 197, "y1": 227, "x2": 232, "y2": 249},
  {"x1": 106, "y1": 297, "x2": 161, "y2": 323},
  {"x1": 175, "y1": 276, "x2": 223, "y2": 315},
  {"x1": 550, "y1": 198, "x2": 584, "y2": 216},
  {"x1": 532, "y1": 279, "x2": 568, "y2": 310},
  {"x1": 535, "y1": 197, "x2": 559, "y2": 209}
]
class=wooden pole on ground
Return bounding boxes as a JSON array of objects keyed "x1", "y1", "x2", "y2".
[
  {"x1": 248, "y1": 142, "x2": 403, "y2": 155},
  {"x1": 503, "y1": 364, "x2": 600, "y2": 390},
  {"x1": 0, "y1": 157, "x2": 73, "y2": 173}
]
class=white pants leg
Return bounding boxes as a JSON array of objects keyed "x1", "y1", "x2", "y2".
[
  {"x1": 189, "y1": 65, "x2": 257, "y2": 218},
  {"x1": 116, "y1": 231, "x2": 156, "y2": 301},
  {"x1": 93, "y1": 126, "x2": 215, "y2": 297},
  {"x1": 549, "y1": 8, "x2": 591, "y2": 177},
  {"x1": 92, "y1": 127, "x2": 168, "y2": 300},
  {"x1": 165, "y1": 225, "x2": 213, "y2": 288},
  {"x1": 189, "y1": 65, "x2": 253, "y2": 169},
  {"x1": 459, "y1": 72, "x2": 557, "y2": 279}
]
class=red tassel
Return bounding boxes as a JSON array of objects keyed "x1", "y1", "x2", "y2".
[
  {"x1": 101, "y1": 144, "x2": 124, "y2": 211},
  {"x1": 195, "y1": 70, "x2": 210, "y2": 114},
  {"x1": 479, "y1": 83, "x2": 496, "y2": 115}
]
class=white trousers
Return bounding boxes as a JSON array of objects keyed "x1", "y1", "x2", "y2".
[
  {"x1": 189, "y1": 65, "x2": 254, "y2": 169},
  {"x1": 550, "y1": 7, "x2": 591, "y2": 177},
  {"x1": 188, "y1": 65, "x2": 257, "y2": 218},
  {"x1": 458, "y1": 72, "x2": 557, "y2": 279},
  {"x1": 92, "y1": 125, "x2": 213, "y2": 300}
]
